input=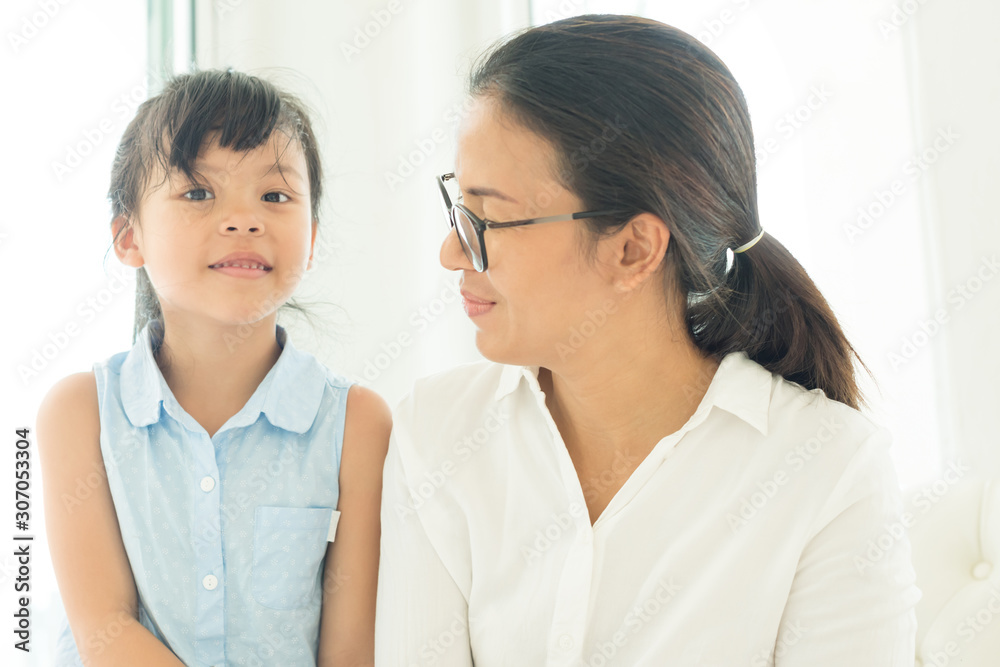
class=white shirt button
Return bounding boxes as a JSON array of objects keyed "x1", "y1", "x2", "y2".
[
  {"x1": 971, "y1": 561, "x2": 992, "y2": 580},
  {"x1": 200, "y1": 476, "x2": 216, "y2": 492},
  {"x1": 202, "y1": 574, "x2": 218, "y2": 590},
  {"x1": 558, "y1": 633, "x2": 574, "y2": 651}
]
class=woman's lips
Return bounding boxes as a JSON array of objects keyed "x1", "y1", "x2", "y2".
[{"x1": 461, "y1": 290, "x2": 496, "y2": 317}]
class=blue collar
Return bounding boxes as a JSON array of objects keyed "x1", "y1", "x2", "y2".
[{"x1": 119, "y1": 320, "x2": 327, "y2": 435}]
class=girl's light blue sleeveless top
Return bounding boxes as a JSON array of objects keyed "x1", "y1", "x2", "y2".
[{"x1": 55, "y1": 320, "x2": 352, "y2": 666}]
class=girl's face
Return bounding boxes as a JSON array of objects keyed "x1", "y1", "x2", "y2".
[
  {"x1": 439, "y1": 96, "x2": 620, "y2": 368},
  {"x1": 116, "y1": 131, "x2": 316, "y2": 329}
]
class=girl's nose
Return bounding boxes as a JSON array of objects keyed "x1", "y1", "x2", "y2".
[
  {"x1": 220, "y1": 202, "x2": 264, "y2": 235},
  {"x1": 440, "y1": 227, "x2": 474, "y2": 271}
]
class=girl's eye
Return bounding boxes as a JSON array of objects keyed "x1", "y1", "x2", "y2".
[
  {"x1": 183, "y1": 188, "x2": 214, "y2": 201},
  {"x1": 262, "y1": 192, "x2": 290, "y2": 203}
]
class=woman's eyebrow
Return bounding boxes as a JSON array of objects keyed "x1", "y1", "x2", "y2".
[{"x1": 464, "y1": 185, "x2": 518, "y2": 203}]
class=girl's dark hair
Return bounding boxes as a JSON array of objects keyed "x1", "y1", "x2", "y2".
[
  {"x1": 109, "y1": 68, "x2": 324, "y2": 342},
  {"x1": 470, "y1": 15, "x2": 869, "y2": 409}
]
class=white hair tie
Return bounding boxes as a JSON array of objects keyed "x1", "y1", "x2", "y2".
[{"x1": 733, "y1": 228, "x2": 764, "y2": 253}]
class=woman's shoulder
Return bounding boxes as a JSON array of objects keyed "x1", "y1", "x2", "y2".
[
  {"x1": 389, "y1": 360, "x2": 508, "y2": 459},
  {"x1": 759, "y1": 368, "x2": 895, "y2": 501},
  {"x1": 396, "y1": 359, "x2": 507, "y2": 417},
  {"x1": 766, "y1": 368, "x2": 883, "y2": 445}
]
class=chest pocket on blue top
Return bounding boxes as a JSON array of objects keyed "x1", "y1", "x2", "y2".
[{"x1": 252, "y1": 506, "x2": 334, "y2": 610}]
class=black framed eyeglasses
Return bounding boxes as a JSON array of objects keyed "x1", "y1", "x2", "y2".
[{"x1": 436, "y1": 172, "x2": 622, "y2": 272}]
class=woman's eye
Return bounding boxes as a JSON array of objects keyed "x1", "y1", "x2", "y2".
[
  {"x1": 262, "y1": 192, "x2": 290, "y2": 203},
  {"x1": 183, "y1": 188, "x2": 214, "y2": 201}
]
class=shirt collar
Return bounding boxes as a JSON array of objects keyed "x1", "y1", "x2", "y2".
[
  {"x1": 120, "y1": 319, "x2": 327, "y2": 434},
  {"x1": 494, "y1": 350, "x2": 772, "y2": 436}
]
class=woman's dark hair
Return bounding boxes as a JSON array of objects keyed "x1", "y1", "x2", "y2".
[
  {"x1": 470, "y1": 15, "x2": 870, "y2": 409},
  {"x1": 109, "y1": 68, "x2": 324, "y2": 342}
]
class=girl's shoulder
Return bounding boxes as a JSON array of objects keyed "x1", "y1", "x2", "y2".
[
  {"x1": 36, "y1": 371, "x2": 100, "y2": 460},
  {"x1": 39, "y1": 371, "x2": 99, "y2": 415}
]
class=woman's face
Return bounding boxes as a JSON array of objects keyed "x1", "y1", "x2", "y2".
[{"x1": 440, "y1": 96, "x2": 621, "y2": 368}]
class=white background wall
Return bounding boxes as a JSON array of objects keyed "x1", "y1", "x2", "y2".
[{"x1": 2, "y1": 1, "x2": 997, "y2": 665}]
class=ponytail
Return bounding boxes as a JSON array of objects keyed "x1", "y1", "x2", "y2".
[
  {"x1": 691, "y1": 233, "x2": 868, "y2": 409},
  {"x1": 132, "y1": 268, "x2": 163, "y2": 345}
]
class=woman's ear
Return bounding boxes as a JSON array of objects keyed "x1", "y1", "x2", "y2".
[
  {"x1": 611, "y1": 212, "x2": 671, "y2": 292},
  {"x1": 111, "y1": 215, "x2": 144, "y2": 268}
]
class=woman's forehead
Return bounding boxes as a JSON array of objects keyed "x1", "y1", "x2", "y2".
[{"x1": 455, "y1": 97, "x2": 563, "y2": 199}]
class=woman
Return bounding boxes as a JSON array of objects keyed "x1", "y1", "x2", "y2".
[{"x1": 376, "y1": 15, "x2": 920, "y2": 666}]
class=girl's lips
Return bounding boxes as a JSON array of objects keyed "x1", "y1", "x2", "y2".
[
  {"x1": 209, "y1": 253, "x2": 273, "y2": 279},
  {"x1": 210, "y1": 265, "x2": 271, "y2": 279}
]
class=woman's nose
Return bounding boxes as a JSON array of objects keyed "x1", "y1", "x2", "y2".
[{"x1": 440, "y1": 227, "x2": 474, "y2": 271}]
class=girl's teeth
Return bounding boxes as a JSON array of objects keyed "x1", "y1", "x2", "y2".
[{"x1": 216, "y1": 262, "x2": 267, "y2": 269}]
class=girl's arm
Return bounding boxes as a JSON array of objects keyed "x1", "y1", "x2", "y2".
[
  {"x1": 37, "y1": 373, "x2": 186, "y2": 667},
  {"x1": 317, "y1": 385, "x2": 392, "y2": 667}
]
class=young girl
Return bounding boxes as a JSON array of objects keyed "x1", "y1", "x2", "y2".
[{"x1": 37, "y1": 69, "x2": 390, "y2": 666}]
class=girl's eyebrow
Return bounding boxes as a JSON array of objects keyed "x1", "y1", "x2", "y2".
[
  {"x1": 261, "y1": 162, "x2": 304, "y2": 182},
  {"x1": 184, "y1": 160, "x2": 304, "y2": 183}
]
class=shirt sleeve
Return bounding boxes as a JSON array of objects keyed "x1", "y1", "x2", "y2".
[
  {"x1": 375, "y1": 424, "x2": 475, "y2": 667},
  {"x1": 775, "y1": 428, "x2": 922, "y2": 666}
]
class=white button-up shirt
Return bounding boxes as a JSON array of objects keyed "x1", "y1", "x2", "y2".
[{"x1": 376, "y1": 351, "x2": 921, "y2": 666}]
